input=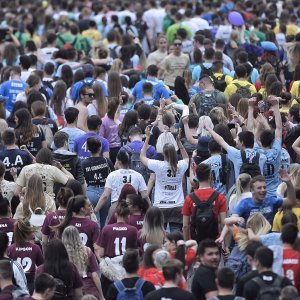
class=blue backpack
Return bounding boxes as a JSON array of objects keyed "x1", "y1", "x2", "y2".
[{"x1": 114, "y1": 278, "x2": 145, "y2": 300}]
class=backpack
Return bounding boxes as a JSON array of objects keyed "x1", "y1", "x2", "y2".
[
  {"x1": 226, "y1": 245, "x2": 251, "y2": 281},
  {"x1": 233, "y1": 83, "x2": 252, "y2": 98},
  {"x1": 239, "y1": 150, "x2": 261, "y2": 177},
  {"x1": 194, "y1": 90, "x2": 218, "y2": 116},
  {"x1": 38, "y1": 123, "x2": 54, "y2": 148},
  {"x1": 29, "y1": 207, "x2": 46, "y2": 227},
  {"x1": 252, "y1": 275, "x2": 284, "y2": 300},
  {"x1": 211, "y1": 74, "x2": 227, "y2": 92},
  {"x1": 189, "y1": 190, "x2": 219, "y2": 242},
  {"x1": 123, "y1": 59, "x2": 134, "y2": 70},
  {"x1": 124, "y1": 145, "x2": 150, "y2": 182},
  {"x1": 79, "y1": 37, "x2": 92, "y2": 55},
  {"x1": 109, "y1": 45, "x2": 119, "y2": 59},
  {"x1": 57, "y1": 36, "x2": 78, "y2": 48},
  {"x1": 52, "y1": 278, "x2": 70, "y2": 300},
  {"x1": 200, "y1": 64, "x2": 213, "y2": 77},
  {"x1": 114, "y1": 278, "x2": 145, "y2": 300}
]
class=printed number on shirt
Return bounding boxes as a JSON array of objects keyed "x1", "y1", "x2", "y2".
[
  {"x1": 123, "y1": 175, "x2": 131, "y2": 183},
  {"x1": 286, "y1": 269, "x2": 295, "y2": 284},
  {"x1": 17, "y1": 257, "x2": 32, "y2": 272},
  {"x1": 114, "y1": 237, "x2": 127, "y2": 256},
  {"x1": 263, "y1": 163, "x2": 275, "y2": 177},
  {"x1": 81, "y1": 142, "x2": 89, "y2": 152},
  {"x1": 79, "y1": 233, "x2": 88, "y2": 245},
  {"x1": 6, "y1": 232, "x2": 13, "y2": 245},
  {"x1": 2, "y1": 155, "x2": 24, "y2": 167},
  {"x1": 167, "y1": 170, "x2": 176, "y2": 177},
  {"x1": 94, "y1": 173, "x2": 102, "y2": 180}
]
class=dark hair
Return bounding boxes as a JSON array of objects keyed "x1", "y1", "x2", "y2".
[
  {"x1": 289, "y1": 104, "x2": 300, "y2": 123},
  {"x1": 64, "y1": 107, "x2": 79, "y2": 124},
  {"x1": 174, "y1": 76, "x2": 190, "y2": 105},
  {"x1": 0, "y1": 195, "x2": 9, "y2": 217},
  {"x1": 122, "y1": 249, "x2": 139, "y2": 274},
  {"x1": 118, "y1": 110, "x2": 139, "y2": 138},
  {"x1": 86, "y1": 137, "x2": 102, "y2": 154},
  {"x1": 31, "y1": 100, "x2": 46, "y2": 117},
  {"x1": 19, "y1": 55, "x2": 31, "y2": 70},
  {"x1": 147, "y1": 65, "x2": 159, "y2": 77},
  {"x1": 0, "y1": 260, "x2": 13, "y2": 280},
  {"x1": 281, "y1": 210, "x2": 298, "y2": 226},
  {"x1": 0, "y1": 232, "x2": 9, "y2": 257},
  {"x1": 142, "y1": 244, "x2": 161, "y2": 269},
  {"x1": 34, "y1": 273, "x2": 56, "y2": 294},
  {"x1": 142, "y1": 82, "x2": 153, "y2": 95},
  {"x1": 116, "y1": 150, "x2": 130, "y2": 167},
  {"x1": 238, "y1": 131, "x2": 255, "y2": 148},
  {"x1": 214, "y1": 124, "x2": 235, "y2": 147},
  {"x1": 43, "y1": 240, "x2": 72, "y2": 288},
  {"x1": 61, "y1": 65, "x2": 73, "y2": 89},
  {"x1": 2, "y1": 129, "x2": 15, "y2": 146},
  {"x1": 66, "y1": 179, "x2": 84, "y2": 196},
  {"x1": 35, "y1": 148, "x2": 53, "y2": 165},
  {"x1": 208, "y1": 140, "x2": 222, "y2": 153},
  {"x1": 250, "y1": 175, "x2": 266, "y2": 189},
  {"x1": 128, "y1": 126, "x2": 142, "y2": 139},
  {"x1": 166, "y1": 231, "x2": 185, "y2": 265},
  {"x1": 198, "y1": 239, "x2": 219, "y2": 255},
  {"x1": 217, "y1": 267, "x2": 235, "y2": 289},
  {"x1": 126, "y1": 194, "x2": 149, "y2": 214},
  {"x1": 254, "y1": 246, "x2": 273, "y2": 268},
  {"x1": 56, "y1": 187, "x2": 74, "y2": 208},
  {"x1": 235, "y1": 64, "x2": 248, "y2": 78},
  {"x1": 14, "y1": 108, "x2": 36, "y2": 145},
  {"x1": 195, "y1": 163, "x2": 211, "y2": 182},
  {"x1": 7, "y1": 101, "x2": 27, "y2": 127},
  {"x1": 107, "y1": 97, "x2": 119, "y2": 119},
  {"x1": 260, "y1": 130, "x2": 274, "y2": 148},
  {"x1": 281, "y1": 223, "x2": 299, "y2": 245},
  {"x1": 115, "y1": 201, "x2": 130, "y2": 218},
  {"x1": 53, "y1": 131, "x2": 69, "y2": 149},
  {"x1": 162, "y1": 259, "x2": 183, "y2": 281},
  {"x1": 245, "y1": 240, "x2": 263, "y2": 258},
  {"x1": 87, "y1": 115, "x2": 102, "y2": 131}
]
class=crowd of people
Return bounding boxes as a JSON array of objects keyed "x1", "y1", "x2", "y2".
[{"x1": 0, "y1": 0, "x2": 299, "y2": 299}]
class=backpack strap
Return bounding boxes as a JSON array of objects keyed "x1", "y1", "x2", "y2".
[
  {"x1": 189, "y1": 191, "x2": 219, "y2": 206},
  {"x1": 252, "y1": 276, "x2": 270, "y2": 289},
  {"x1": 272, "y1": 275, "x2": 284, "y2": 287},
  {"x1": 253, "y1": 152, "x2": 260, "y2": 164},
  {"x1": 57, "y1": 35, "x2": 66, "y2": 46},
  {"x1": 220, "y1": 153, "x2": 227, "y2": 185},
  {"x1": 233, "y1": 82, "x2": 241, "y2": 88},
  {"x1": 189, "y1": 192, "x2": 201, "y2": 206},
  {"x1": 114, "y1": 280, "x2": 126, "y2": 293},
  {"x1": 245, "y1": 84, "x2": 251, "y2": 88},
  {"x1": 240, "y1": 149, "x2": 247, "y2": 163},
  {"x1": 134, "y1": 278, "x2": 145, "y2": 290},
  {"x1": 71, "y1": 37, "x2": 78, "y2": 47}
]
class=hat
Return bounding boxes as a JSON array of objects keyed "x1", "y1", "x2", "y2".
[
  {"x1": 261, "y1": 41, "x2": 278, "y2": 52},
  {"x1": 197, "y1": 136, "x2": 211, "y2": 152}
]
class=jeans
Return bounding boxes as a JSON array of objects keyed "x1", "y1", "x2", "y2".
[{"x1": 87, "y1": 186, "x2": 111, "y2": 229}]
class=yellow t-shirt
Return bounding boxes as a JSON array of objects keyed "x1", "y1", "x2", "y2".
[
  {"x1": 272, "y1": 208, "x2": 300, "y2": 232},
  {"x1": 224, "y1": 79, "x2": 257, "y2": 98},
  {"x1": 290, "y1": 80, "x2": 300, "y2": 98},
  {"x1": 213, "y1": 72, "x2": 233, "y2": 85},
  {"x1": 82, "y1": 29, "x2": 102, "y2": 42},
  {"x1": 274, "y1": 24, "x2": 299, "y2": 36}
]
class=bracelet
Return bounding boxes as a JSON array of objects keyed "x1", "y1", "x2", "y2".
[{"x1": 240, "y1": 123, "x2": 245, "y2": 127}]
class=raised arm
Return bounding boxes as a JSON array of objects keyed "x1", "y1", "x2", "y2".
[
  {"x1": 269, "y1": 96, "x2": 282, "y2": 139},
  {"x1": 205, "y1": 126, "x2": 230, "y2": 151},
  {"x1": 280, "y1": 169, "x2": 296, "y2": 207},
  {"x1": 140, "y1": 126, "x2": 151, "y2": 167},
  {"x1": 182, "y1": 116, "x2": 198, "y2": 145},
  {"x1": 176, "y1": 129, "x2": 189, "y2": 162},
  {"x1": 247, "y1": 97, "x2": 256, "y2": 132},
  {"x1": 292, "y1": 136, "x2": 300, "y2": 156}
]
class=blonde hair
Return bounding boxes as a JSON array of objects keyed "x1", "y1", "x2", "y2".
[
  {"x1": 62, "y1": 226, "x2": 89, "y2": 275},
  {"x1": 237, "y1": 213, "x2": 271, "y2": 250},
  {"x1": 289, "y1": 164, "x2": 300, "y2": 189},
  {"x1": 110, "y1": 59, "x2": 124, "y2": 74},
  {"x1": 93, "y1": 83, "x2": 107, "y2": 118},
  {"x1": 156, "y1": 131, "x2": 178, "y2": 153},
  {"x1": 237, "y1": 98, "x2": 249, "y2": 119},
  {"x1": 209, "y1": 107, "x2": 228, "y2": 125},
  {"x1": 236, "y1": 173, "x2": 252, "y2": 200},
  {"x1": 197, "y1": 116, "x2": 214, "y2": 136}
]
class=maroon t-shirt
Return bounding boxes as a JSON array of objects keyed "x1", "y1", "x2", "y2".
[
  {"x1": 127, "y1": 215, "x2": 144, "y2": 231},
  {"x1": 66, "y1": 217, "x2": 100, "y2": 250},
  {"x1": 7, "y1": 242, "x2": 44, "y2": 274},
  {"x1": 99, "y1": 222, "x2": 138, "y2": 258},
  {"x1": 41, "y1": 210, "x2": 66, "y2": 238},
  {"x1": 0, "y1": 217, "x2": 16, "y2": 245}
]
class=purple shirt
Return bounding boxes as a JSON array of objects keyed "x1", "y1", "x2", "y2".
[
  {"x1": 41, "y1": 210, "x2": 66, "y2": 239},
  {"x1": 120, "y1": 140, "x2": 156, "y2": 158},
  {"x1": 99, "y1": 116, "x2": 121, "y2": 148},
  {"x1": 127, "y1": 215, "x2": 145, "y2": 231},
  {"x1": 8, "y1": 241, "x2": 44, "y2": 274},
  {"x1": 0, "y1": 217, "x2": 16, "y2": 245},
  {"x1": 99, "y1": 222, "x2": 138, "y2": 258},
  {"x1": 74, "y1": 132, "x2": 110, "y2": 160}
]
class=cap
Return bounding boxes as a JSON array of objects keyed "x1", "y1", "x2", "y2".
[
  {"x1": 261, "y1": 41, "x2": 278, "y2": 52},
  {"x1": 197, "y1": 136, "x2": 211, "y2": 152}
]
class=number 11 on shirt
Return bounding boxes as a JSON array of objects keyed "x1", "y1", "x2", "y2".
[{"x1": 114, "y1": 237, "x2": 127, "y2": 256}]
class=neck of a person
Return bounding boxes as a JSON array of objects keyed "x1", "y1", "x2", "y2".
[
  {"x1": 198, "y1": 181, "x2": 211, "y2": 188},
  {"x1": 91, "y1": 151, "x2": 101, "y2": 157},
  {"x1": 6, "y1": 144, "x2": 17, "y2": 150},
  {"x1": 258, "y1": 267, "x2": 272, "y2": 274},
  {"x1": 143, "y1": 93, "x2": 153, "y2": 99},
  {"x1": 11, "y1": 75, "x2": 20, "y2": 81},
  {"x1": 30, "y1": 292, "x2": 45, "y2": 300},
  {"x1": 33, "y1": 115, "x2": 45, "y2": 119},
  {"x1": 282, "y1": 242, "x2": 293, "y2": 249},
  {"x1": 66, "y1": 122, "x2": 77, "y2": 128},
  {"x1": 163, "y1": 280, "x2": 178, "y2": 288},
  {"x1": 88, "y1": 130, "x2": 98, "y2": 134},
  {"x1": 238, "y1": 77, "x2": 248, "y2": 81},
  {"x1": 116, "y1": 217, "x2": 126, "y2": 223},
  {"x1": 218, "y1": 287, "x2": 233, "y2": 296},
  {"x1": 130, "y1": 137, "x2": 142, "y2": 142},
  {"x1": 57, "y1": 146, "x2": 68, "y2": 151},
  {"x1": 125, "y1": 272, "x2": 138, "y2": 278}
]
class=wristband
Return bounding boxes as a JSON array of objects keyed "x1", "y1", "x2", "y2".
[{"x1": 240, "y1": 123, "x2": 245, "y2": 127}]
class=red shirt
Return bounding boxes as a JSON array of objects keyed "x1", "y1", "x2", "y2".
[
  {"x1": 282, "y1": 248, "x2": 300, "y2": 289},
  {"x1": 182, "y1": 188, "x2": 227, "y2": 219}
]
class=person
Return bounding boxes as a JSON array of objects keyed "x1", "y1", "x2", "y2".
[
  {"x1": 0, "y1": 129, "x2": 32, "y2": 182},
  {"x1": 182, "y1": 163, "x2": 227, "y2": 242},
  {"x1": 22, "y1": 273, "x2": 57, "y2": 300},
  {"x1": 62, "y1": 226, "x2": 104, "y2": 300},
  {"x1": 53, "y1": 195, "x2": 100, "y2": 251},
  {"x1": 96, "y1": 202, "x2": 138, "y2": 259},
  {"x1": 140, "y1": 126, "x2": 189, "y2": 231},
  {"x1": 145, "y1": 259, "x2": 194, "y2": 300},
  {"x1": 243, "y1": 246, "x2": 292, "y2": 300},
  {"x1": 14, "y1": 108, "x2": 47, "y2": 157},
  {"x1": 0, "y1": 161, "x2": 17, "y2": 203},
  {"x1": 36, "y1": 239, "x2": 83, "y2": 300},
  {"x1": 81, "y1": 137, "x2": 114, "y2": 228},
  {"x1": 188, "y1": 75, "x2": 227, "y2": 117},
  {"x1": 15, "y1": 148, "x2": 72, "y2": 200},
  {"x1": 0, "y1": 66, "x2": 28, "y2": 112},
  {"x1": 7, "y1": 219, "x2": 44, "y2": 293},
  {"x1": 74, "y1": 115, "x2": 110, "y2": 160},
  {"x1": 132, "y1": 64, "x2": 170, "y2": 102},
  {"x1": 159, "y1": 38, "x2": 190, "y2": 90},
  {"x1": 147, "y1": 36, "x2": 168, "y2": 67},
  {"x1": 94, "y1": 150, "x2": 148, "y2": 218},
  {"x1": 0, "y1": 196, "x2": 15, "y2": 245},
  {"x1": 191, "y1": 239, "x2": 219, "y2": 300},
  {"x1": 106, "y1": 249, "x2": 155, "y2": 300}
]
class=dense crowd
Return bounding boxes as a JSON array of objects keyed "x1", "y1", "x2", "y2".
[{"x1": 0, "y1": 0, "x2": 299, "y2": 299}]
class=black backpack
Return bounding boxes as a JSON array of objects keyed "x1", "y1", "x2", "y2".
[
  {"x1": 240, "y1": 150, "x2": 261, "y2": 178},
  {"x1": 233, "y1": 82, "x2": 252, "y2": 98},
  {"x1": 109, "y1": 45, "x2": 119, "y2": 59},
  {"x1": 52, "y1": 278, "x2": 71, "y2": 300},
  {"x1": 189, "y1": 190, "x2": 219, "y2": 242},
  {"x1": 200, "y1": 64, "x2": 213, "y2": 77},
  {"x1": 253, "y1": 275, "x2": 284, "y2": 300},
  {"x1": 211, "y1": 74, "x2": 227, "y2": 92}
]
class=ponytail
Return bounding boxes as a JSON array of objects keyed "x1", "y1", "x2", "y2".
[
  {"x1": 235, "y1": 173, "x2": 252, "y2": 200},
  {"x1": 127, "y1": 194, "x2": 149, "y2": 215},
  {"x1": 56, "y1": 187, "x2": 74, "y2": 208},
  {"x1": 14, "y1": 219, "x2": 36, "y2": 246},
  {"x1": 163, "y1": 143, "x2": 178, "y2": 176}
]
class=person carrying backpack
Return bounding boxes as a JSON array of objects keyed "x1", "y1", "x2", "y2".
[
  {"x1": 243, "y1": 247, "x2": 292, "y2": 300},
  {"x1": 182, "y1": 163, "x2": 227, "y2": 242},
  {"x1": 106, "y1": 249, "x2": 155, "y2": 300},
  {"x1": 189, "y1": 75, "x2": 228, "y2": 117}
]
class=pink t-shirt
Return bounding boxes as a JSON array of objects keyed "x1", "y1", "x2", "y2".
[{"x1": 99, "y1": 115, "x2": 121, "y2": 148}]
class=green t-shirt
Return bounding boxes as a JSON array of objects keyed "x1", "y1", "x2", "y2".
[
  {"x1": 14, "y1": 32, "x2": 30, "y2": 48},
  {"x1": 166, "y1": 24, "x2": 193, "y2": 44}
]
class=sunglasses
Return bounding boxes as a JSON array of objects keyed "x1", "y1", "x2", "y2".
[
  {"x1": 83, "y1": 93, "x2": 95, "y2": 98},
  {"x1": 174, "y1": 43, "x2": 182, "y2": 46}
]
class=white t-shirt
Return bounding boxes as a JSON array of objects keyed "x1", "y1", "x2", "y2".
[
  {"x1": 105, "y1": 169, "x2": 147, "y2": 203},
  {"x1": 148, "y1": 159, "x2": 189, "y2": 208},
  {"x1": 0, "y1": 180, "x2": 17, "y2": 202}
]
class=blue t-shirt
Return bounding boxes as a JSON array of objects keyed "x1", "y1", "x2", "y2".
[
  {"x1": 254, "y1": 138, "x2": 282, "y2": 197},
  {"x1": 132, "y1": 78, "x2": 170, "y2": 101},
  {"x1": 0, "y1": 80, "x2": 28, "y2": 112},
  {"x1": 74, "y1": 132, "x2": 110, "y2": 159},
  {"x1": 233, "y1": 196, "x2": 283, "y2": 224},
  {"x1": 202, "y1": 154, "x2": 226, "y2": 195},
  {"x1": 227, "y1": 146, "x2": 267, "y2": 180},
  {"x1": 61, "y1": 127, "x2": 85, "y2": 152},
  {"x1": 119, "y1": 140, "x2": 156, "y2": 158},
  {"x1": 280, "y1": 148, "x2": 290, "y2": 171}
]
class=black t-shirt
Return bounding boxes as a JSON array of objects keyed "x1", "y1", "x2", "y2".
[
  {"x1": 243, "y1": 271, "x2": 292, "y2": 300},
  {"x1": 145, "y1": 287, "x2": 194, "y2": 300},
  {"x1": 236, "y1": 270, "x2": 258, "y2": 297},
  {"x1": 0, "y1": 149, "x2": 32, "y2": 181},
  {"x1": 81, "y1": 156, "x2": 114, "y2": 187},
  {"x1": 192, "y1": 264, "x2": 217, "y2": 300},
  {"x1": 106, "y1": 277, "x2": 155, "y2": 300},
  {"x1": 32, "y1": 117, "x2": 58, "y2": 136}
]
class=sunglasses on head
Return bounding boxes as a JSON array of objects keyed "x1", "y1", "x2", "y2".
[
  {"x1": 174, "y1": 43, "x2": 182, "y2": 46},
  {"x1": 83, "y1": 93, "x2": 95, "y2": 98}
]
